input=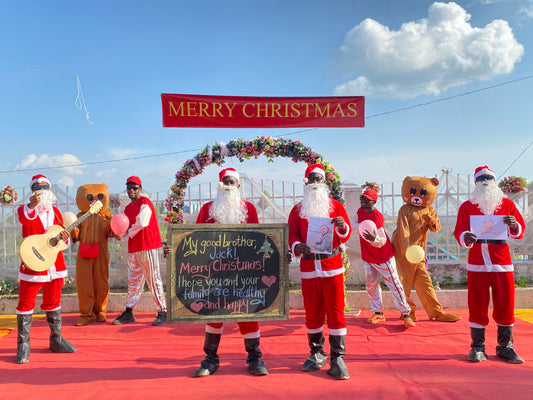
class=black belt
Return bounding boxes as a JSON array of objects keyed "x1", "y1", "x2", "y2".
[
  {"x1": 302, "y1": 248, "x2": 339, "y2": 260},
  {"x1": 476, "y1": 239, "x2": 506, "y2": 244}
]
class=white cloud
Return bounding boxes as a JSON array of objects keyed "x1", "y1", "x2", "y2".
[
  {"x1": 107, "y1": 147, "x2": 140, "y2": 159},
  {"x1": 58, "y1": 176, "x2": 75, "y2": 187},
  {"x1": 333, "y1": 2, "x2": 524, "y2": 99},
  {"x1": 95, "y1": 168, "x2": 117, "y2": 177},
  {"x1": 518, "y1": 2, "x2": 533, "y2": 18},
  {"x1": 16, "y1": 153, "x2": 85, "y2": 176}
]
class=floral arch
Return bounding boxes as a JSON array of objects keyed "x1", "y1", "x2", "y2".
[
  {"x1": 165, "y1": 136, "x2": 345, "y2": 223},
  {"x1": 165, "y1": 135, "x2": 353, "y2": 310}
]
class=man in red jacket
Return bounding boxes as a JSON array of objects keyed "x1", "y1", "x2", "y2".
[
  {"x1": 454, "y1": 166, "x2": 525, "y2": 364},
  {"x1": 288, "y1": 164, "x2": 351, "y2": 380},
  {"x1": 112, "y1": 176, "x2": 167, "y2": 326},
  {"x1": 192, "y1": 168, "x2": 268, "y2": 377},
  {"x1": 16, "y1": 174, "x2": 77, "y2": 364},
  {"x1": 357, "y1": 187, "x2": 414, "y2": 328}
]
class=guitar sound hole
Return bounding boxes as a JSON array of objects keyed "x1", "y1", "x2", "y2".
[{"x1": 49, "y1": 237, "x2": 59, "y2": 247}]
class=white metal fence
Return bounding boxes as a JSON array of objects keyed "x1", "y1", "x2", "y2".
[{"x1": 1, "y1": 171, "x2": 531, "y2": 275}]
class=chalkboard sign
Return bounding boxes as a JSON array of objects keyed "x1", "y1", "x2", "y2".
[{"x1": 167, "y1": 223, "x2": 289, "y2": 324}]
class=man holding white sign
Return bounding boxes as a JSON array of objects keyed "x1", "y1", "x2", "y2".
[
  {"x1": 288, "y1": 164, "x2": 351, "y2": 380},
  {"x1": 454, "y1": 166, "x2": 525, "y2": 364}
]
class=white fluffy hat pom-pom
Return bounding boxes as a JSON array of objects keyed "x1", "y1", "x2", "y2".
[{"x1": 218, "y1": 182, "x2": 224, "y2": 188}]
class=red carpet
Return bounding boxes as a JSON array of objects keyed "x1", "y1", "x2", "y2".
[{"x1": 1, "y1": 309, "x2": 532, "y2": 399}]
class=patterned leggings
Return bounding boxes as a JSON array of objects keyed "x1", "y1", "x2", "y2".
[
  {"x1": 363, "y1": 257, "x2": 410, "y2": 314},
  {"x1": 125, "y1": 249, "x2": 167, "y2": 312}
]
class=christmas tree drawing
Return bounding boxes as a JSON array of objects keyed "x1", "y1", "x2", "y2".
[{"x1": 257, "y1": 237, "x2": 274, "y2": 258}]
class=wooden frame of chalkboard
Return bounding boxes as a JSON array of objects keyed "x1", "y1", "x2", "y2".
[{"x1": 167, "y1": 223, "x2": 289, "y2": 324}]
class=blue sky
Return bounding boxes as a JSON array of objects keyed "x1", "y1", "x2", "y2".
[{"x1": 1, "y1": 0, "x2": 532, "y2": 196}]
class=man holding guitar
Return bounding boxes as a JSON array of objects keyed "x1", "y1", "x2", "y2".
[{"x1": 15, "y1": 174, "x2": 77, "y2": 364}]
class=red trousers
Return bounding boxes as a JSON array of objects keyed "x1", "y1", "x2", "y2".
[
  {"x1": 207, "y1": 321, "x2": 259, "y2": 335},
  {"x1": 17, "y1": 278, "x2": 64, "y2": 314},
  {"x1": 468, "y1": 270, "x2": 515, "y2": 326},
  {"x1": 301, "y1": 273, "x2": 346, "y2": 332}
]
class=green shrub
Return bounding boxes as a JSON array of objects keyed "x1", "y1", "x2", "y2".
[{"x1": 0, "y1": 278, "x2": 15, "y2": 295}]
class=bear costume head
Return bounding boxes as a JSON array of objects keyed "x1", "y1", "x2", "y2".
[
  {"x1": 76, "y1": 183, "x2": 109, "y2": 213},
  {"x1": 401, "y1": 176, "x2": 439, "y2": 208}
]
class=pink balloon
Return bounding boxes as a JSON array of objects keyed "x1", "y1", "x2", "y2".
[
  {"x1": 110, "y1": 213, "x2": 129, "y2": 236},
  {"x1": 358, "y1": 219, "x2": 377, "y2": 237}
]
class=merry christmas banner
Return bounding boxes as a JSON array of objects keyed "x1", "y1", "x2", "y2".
[{"x1": 161, "y1": 93, "x2": 365, "y2": 128}]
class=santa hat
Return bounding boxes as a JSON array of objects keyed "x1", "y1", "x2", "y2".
[
  {"x1": 126, "y1": 176, "x2": 142, "y2": 186},
  {"x1": 474, "y1": 166, "x2": 496, "y2": 181},
  {"x1": 304, "y1": 164, "x2": 325, "y2": 179},
  {"x1": 219, "y1": 168, "x2": 239, "y2": 182},
  {"x1": 30, "y1": 174, "x2": 51, "y2": 188},
  {"x1": 361, "y1": 188, "x2": 379, "y2": 201}
]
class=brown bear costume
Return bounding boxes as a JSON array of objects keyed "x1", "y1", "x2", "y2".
[
  {"x1": 70, "y1": 183, "x2": 115, "y2": 326},
  {"x1": 391, "y1": 176, "x2": 460, "y2": 322}
]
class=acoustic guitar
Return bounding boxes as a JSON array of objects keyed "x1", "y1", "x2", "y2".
[{"x1": 18, "y1": 200, "x2": 103, "y2": 272}]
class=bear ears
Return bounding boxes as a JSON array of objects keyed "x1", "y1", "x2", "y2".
[{"x1": 404, "y1": 176, "x2": 439, "y2": 187}]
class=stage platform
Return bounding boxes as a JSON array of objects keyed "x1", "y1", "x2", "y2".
[{"x1": 1, "y1": 309, "x2": 532, "y2": 399}]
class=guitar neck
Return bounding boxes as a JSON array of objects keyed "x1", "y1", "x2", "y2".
[{"x1": 64, "y1": 201, "x2": 103, "y2": 233}]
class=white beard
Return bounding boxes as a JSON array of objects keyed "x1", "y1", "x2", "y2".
[
  {"x1": 37, "y1": 190, "x2": 57, "y2": 213},
  {"x1": 471, "y1": 181, "x2": 504, "y2": 215},
  {"x1": 299, "y1": 183, "x2": 332, "y2": 219},
  {"x1": 209, "y1": 185, "x2": 248, "y2": 224}
]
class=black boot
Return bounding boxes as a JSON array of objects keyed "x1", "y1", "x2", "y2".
[
  {"x1": 192, "y1": 332, "x2": 221, "y2": 377},
  {"x1": 496, "y1": 325, "x2": 524, "y2": 364},
  {"x1": 244, "y1": 338, "x2": 268, "y2": 376},
  {"x1": 327, "y1": 335, "x2": 349, "y2": 380},
  {"x1": 302, "y1": 332, "x2": 327, "y2": 372},
  {"x1": 16, "y1": 314, "x2": 32, "y2": 364},
  {"x1": 152, "y1": 311, "x2": 167, "y2": 326},
  {"x1": 468, "y1": 327, "x2": 488, "y2": 362},
  {"x1": 112, "y1": 307, "x2": 135, "y2": 325},
  {"x1": 46, "y1": 311, "x2": 77, "y2": 353}
]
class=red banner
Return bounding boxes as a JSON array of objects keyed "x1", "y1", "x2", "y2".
[{"x1": 161, "y1": 93, "x2": 365, "y2": 128}]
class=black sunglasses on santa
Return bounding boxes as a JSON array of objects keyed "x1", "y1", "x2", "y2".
[{"x1": 32, "y1": 184, "x2": 50, "y2": 191}]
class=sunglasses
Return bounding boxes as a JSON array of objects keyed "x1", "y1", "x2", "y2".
[
  {"x1": 476, "y1": 175, "x2": 495, "y2": 182},
  {"x1": 127, "y1": 186, "x2": 141, "y2": 191},
  {"x1": 87, "y1": 194, "x2": 105, "y2": 201},
  {"x1": 32, "y1": 184, "x2": 50, "y2": 191}
]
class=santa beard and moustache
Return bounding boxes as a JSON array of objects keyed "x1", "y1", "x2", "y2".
[
  {"x1": 36, "y1": 189, "x2": 57, "y2": 213},
  {"x1": 471, "y1": 180, "x2": 504, "y2": 215},
  {"x1": 299, "y1": 183, "x2": 332, "y2": 219},
  {"x1": 209, "y1": 184, "x2": 248, "y2": 224}
]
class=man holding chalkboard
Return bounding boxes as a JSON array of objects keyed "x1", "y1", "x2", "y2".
[
  {"x1": 288, "y1": 164, "x2": 352, "y2": 380},
  {"x1": 192, "y1": 167, "x2": 269, "y2": 377}
]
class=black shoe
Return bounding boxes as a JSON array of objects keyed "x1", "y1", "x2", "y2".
[
  {"x1": 112, "y1": 310, "x2": 135, "y2": 325},
  {"x1": 248, "y1": 359, "x2": 269, "y2": 376},
  {"x1": 152, "y1": 311, "x2": 167, "y2": 326},
  {"x1": 302, "y1": 352, "x2": 327, "y2": 372},
  {"x1": 192, "y1": 359, "x2": 219, "y2": 377},
  {"x1": 468, "y1": 349, "x2": 488, "y2": 362}
]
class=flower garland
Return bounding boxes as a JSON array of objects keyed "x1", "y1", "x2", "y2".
[
  {"x1": 109, "y1": 193, "x2": 121, "y2": 210},
  {"x1": 166, "y1": 136, "x2": 345, "y2": 223},
  {"x1": 498, "y1": 176, "x2": 529, "y2": 194},
  {"x1": 361, "y1": 181, "x2": 380, "y2": 192},
  {"x1": 0, "y1": 185, "x2": 18, "y2": 205}
]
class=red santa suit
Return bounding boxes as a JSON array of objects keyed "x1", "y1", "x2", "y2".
[
  {"x1": 17, "y1": 204, "x2": 69, "y2": 314},
  {"x1": 288, "y1": 198, "x2": 351, "y2": 335},
  {"x1": 196, "y1": 199, "x2": 260, "y2": 337},
  {"x1": 454, "y1": 197, "x2": 525, "y2": 326}
]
